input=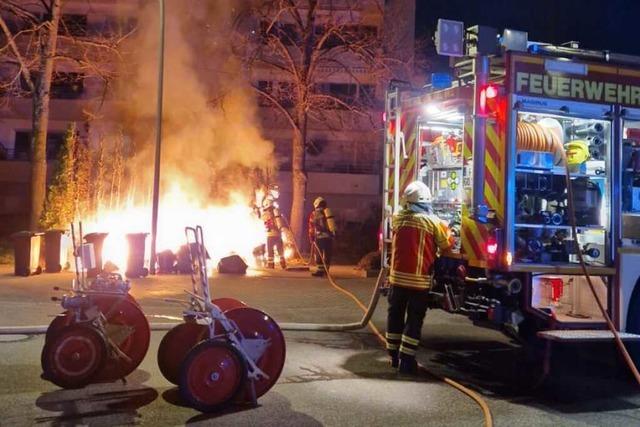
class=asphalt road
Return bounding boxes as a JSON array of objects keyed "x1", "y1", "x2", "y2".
[{"x1": 1, "y1": 266, "x2": 640, "y2": 426}]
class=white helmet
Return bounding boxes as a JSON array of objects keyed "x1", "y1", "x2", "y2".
[
  {"x1": 403, "y1": 181, "x2": 432, "y2": 204},
  {"x1": 313, "y1": 196, "x2": 326, "y2": 209},
  {"x1": 262, "y1": 196, "x2": 274, "y2": 208}
]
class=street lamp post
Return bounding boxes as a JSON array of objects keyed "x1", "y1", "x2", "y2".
[{"x1": 150, "y1": 0, "x2": 165, "y2": 274}]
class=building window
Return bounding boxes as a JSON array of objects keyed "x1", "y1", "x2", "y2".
[
  {"x1": 51, "y1": 72, "x2": 84, "y2": 99},
  {"x1": 260, "y1": 21, "x2": 300, "y2": 46},
  {"x1": 14, "y1": 131, "x2": 65, "y2": 161},
  {"x1": 59, "y1": 14, "x2": 88, "y2": 36},
  {"x1": 19, "y1": 72, "x2": 84, "y2": 99},
  {"x1": 256, "y1": 80, "x2": 295, "y2": 108},
  {"x1": 315, "y1": 25, "x2": 378, "y2": 49},
  {"x1": 316, "y1": 83, "x2": 375, "y2": 108}
]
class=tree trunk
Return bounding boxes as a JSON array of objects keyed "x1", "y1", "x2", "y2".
[
  {"x1": 288, "y1": 0, "x2": 316, "y2": 251},
  {"x1": 289, "y1": 115, "x2": 307, "y2": 249},
  {"x1": 29, "y1": 0, "x2": 62, "y2": 230}
]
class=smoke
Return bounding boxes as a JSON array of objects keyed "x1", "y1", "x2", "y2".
[{"x1": 112, "y1": 0, "x2": 273, "y2": 205}]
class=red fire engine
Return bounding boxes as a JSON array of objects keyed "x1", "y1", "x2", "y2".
[{"x1": 382, "y1": 23, "x2": 640, "y2": 366}]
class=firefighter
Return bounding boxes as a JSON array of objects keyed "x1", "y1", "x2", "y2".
[
  {"x1": 262, "y1": 196, "x2": 287, "y2": 269},
  {"x1": 385, "y1": 181, "x2": 453, "y2": 374},
  {"x1": 308, "y1": 196, "x2": 336, "y2": 277}
]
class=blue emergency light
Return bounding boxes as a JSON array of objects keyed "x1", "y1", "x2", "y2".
[{"x1": 431, "y1": 73, "x2": 453, "y2": 90}]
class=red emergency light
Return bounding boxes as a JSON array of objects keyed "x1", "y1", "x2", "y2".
[
  {"x1": 479, "y1": 84, "x2": 499, "y2": 115},
  {"x1": 485, "y1": 84, "x2": 498, "y2": 99},
  {"x1": 487, "y1": 239, "x2": 498, "y2": 256}
]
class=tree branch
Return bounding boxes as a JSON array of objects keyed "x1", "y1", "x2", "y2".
[{"x1": 0, "y1": 13, "x2": 35, "y2": 91}]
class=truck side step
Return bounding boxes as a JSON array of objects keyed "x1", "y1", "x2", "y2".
[{"x1": 537, "y1": 329, "x2": 640, "y2": 342}]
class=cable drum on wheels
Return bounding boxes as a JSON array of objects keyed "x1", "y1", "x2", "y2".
[
  {"x1": 179, "y1": 340, "x2": 247, "y2": 413},
  {"x1": 224, "y1": 307, "x2": 286, "y2": 400},
  {"x1": 41, "y1": 324, "x2": 107, "y2": 389},
  {"x1": 45, "y1": 312, "x2": 72, "y2": 343},
  {"x1": 157, "y1": 299, "x2": 246, "y2": 385},
  {"x1": 211, "y1": 298, "x2": 247, "y2": 312},
  {"x1": 45, "y1": 293, "x2": 141, "y2": 343},
  {"x1": 89, "y1": 293, "x2": 150, "y2": 382},
  {"x1": 158, "y1": 321, "x2": 208, "y2": 385}
]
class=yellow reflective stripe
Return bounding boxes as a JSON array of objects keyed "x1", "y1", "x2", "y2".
[
  {"x1": 391, "y1": 270, "x2": 430, "y2": 280},
  {"x1": 385, "y1": 332, "x2": 402, "y2": 340},
  {"x1": 416, "y1": 228, "x2": 425, "y2": 276},
  {"x1": 399, "y1": 345, "x2": 416, "y2": 356},
  {"x1": 389, "y1": 279, "x2": 430, "y2": 290},
  {"x1": 401, "y1": 335, "x2": 420, "y2": 346},
  {"x1": 389, "y1": 275, "x2": 428, "y2": 285},
  {"x1": 393, "y1": 218, "x2": 431, "y2": 230},
  {"x1": 387, "y1": 343, "x2": 399, "y2": 350}
]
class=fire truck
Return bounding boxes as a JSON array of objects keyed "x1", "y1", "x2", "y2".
[{"x1": 382, "y1": 23, "x2": 640, "y2": 360}]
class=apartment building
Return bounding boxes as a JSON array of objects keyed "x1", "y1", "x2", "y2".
[{"x1": 0, "y1": 0, "x2": 415, "y2": 235}]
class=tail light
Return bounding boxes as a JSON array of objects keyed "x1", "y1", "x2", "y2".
[
  {"x1": 479, "y1": 84, "x2": 500, "y2": 115},
  {"x1": 485, "y1": 228, "x2": 502, "y2": 268},
  {"x1": 486, "y1": 238, "x2": 498, "y2": 256}
]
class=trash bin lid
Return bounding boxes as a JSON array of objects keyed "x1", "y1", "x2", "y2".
[
  {"x1": 11, "y1": 230, "x2": 44, "y2": 239},
  {"x1": 44, "y1": 229, "x2": 67, "y2": 235},
  {"x1": 84, "y1": 232, "x2": 109, "y2": 238}
]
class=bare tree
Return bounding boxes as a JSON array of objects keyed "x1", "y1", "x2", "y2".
[
  {"x1": 234, "y1": 0, "x2": 407, "y2": 246},
  {"x1": 0, "y1": 0, "x2": 132, "y2": 229}
]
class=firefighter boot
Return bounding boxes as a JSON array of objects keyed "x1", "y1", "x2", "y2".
[
  {"x1": 388, "y1": 350, "x2": 399, "y2": 368},
  {"x1": 267, "y1": 262, "x2": 275, "y2": 269},
  {"x1": 280, "y1": 258, "x2": 287, "y2": 270},
  {"x1": 398, "y1": 357, "x2": 418, "y2": 375}
]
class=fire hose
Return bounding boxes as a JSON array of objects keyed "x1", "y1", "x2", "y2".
[
  {"x1": 554, "y1": 142, "x2": 640, "y2": 386},
  {"x1": 304, "y1": 241, "x2": 494, "y2": 427}
]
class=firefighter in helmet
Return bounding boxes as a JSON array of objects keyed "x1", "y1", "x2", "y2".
[
  {"x1": 262, "y1": 196, "x2": 287, "y2": 269},
  {"x1": 386, "y1": 181, "x2": 454, "y2": 374},
  {"x1": 308, "y1": 196, "x2": 336, "y2": 277}
]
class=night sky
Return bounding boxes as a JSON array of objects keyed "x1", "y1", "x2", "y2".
[{"x1": 416, "y1": 0, "x2": 640, "y2": 70}]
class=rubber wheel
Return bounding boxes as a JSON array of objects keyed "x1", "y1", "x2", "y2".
[
  {"x1": 225, "y1": 307, "x2": 286, "y2": 400},
  {"x1": 211, "y1": 298, "x2": 248, "y2": 312},
  {"x1": 89, "y1": 294, "x2": 151, "y2": 382},
  {"x1": 179, "y1": 340, "x2": 247, "y2": 413},
  {"x1": 45, "y1": 312, "x2": 72, "y2": 343},
  {"x1": 41, "y1": 324, "x2": 106, "y2": 388},
  {"x1": 158, "y1": 322, "x2": 208, "y2": 385}
]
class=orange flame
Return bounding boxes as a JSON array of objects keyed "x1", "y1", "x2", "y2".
[{"x1": 83, "y1": 183, "x2": 265, "y2": 271}]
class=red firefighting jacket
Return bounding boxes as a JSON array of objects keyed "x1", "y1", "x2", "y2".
[{"x1": 389, "y1": 207, "x2": 453, "y2": 290}]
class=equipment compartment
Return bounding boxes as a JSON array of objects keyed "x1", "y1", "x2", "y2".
[
  {"x1": 531, "y1": 274, "x2": 607, "y2": 323},
  {"x1": 512, "y1": 111, "x2": 610, "y2": 266}
]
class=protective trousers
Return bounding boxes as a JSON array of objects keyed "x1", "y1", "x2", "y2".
[
  {"x1": 314, "y1": 237, "x2": 333, "y2": 272},
  {"x1": 385, "y1": 285, "x2": 429, "y2": 362},
  {"x1": 267, "y1": 235, "x2": 286, "y2": 269}
]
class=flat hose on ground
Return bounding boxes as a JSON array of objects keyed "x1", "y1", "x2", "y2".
[
  {"x1": 309, "y1": 242, "x2": 494, "y2": 427},
  {"x1": 554, "y1": 142, "x2": 640, "y2": 386}
]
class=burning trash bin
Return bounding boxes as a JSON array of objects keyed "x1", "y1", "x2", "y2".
[
  {"x1": 84, "y1": 232, "x2": 108, "y2": 278},
  {"x1": 157, "y1": 250, "x2": 177, "y2": 274},
  {"x1": 11, "y1": 231, "x2": 43, "y2": 276},
  {"x1": 125, "y1": 233, "x2": 149, "y2": 278},
  {"x1": 44, "y1": 229, "x2": 66, "y2": 273}
]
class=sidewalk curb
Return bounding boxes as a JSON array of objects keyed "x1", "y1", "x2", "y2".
[
  {"x1": 0, "y1": 322, "x2": 181, "y2": 335},
  {"x1": 0, "y1": 322, "x2": 370, "y2": 335}
]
